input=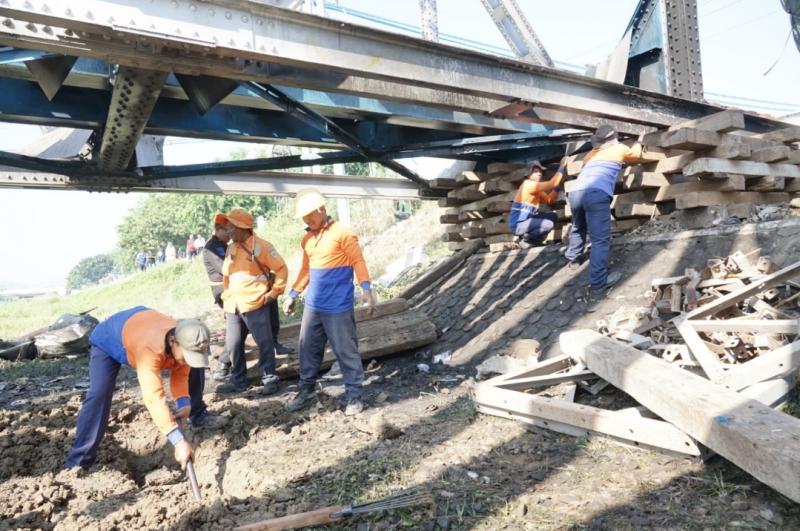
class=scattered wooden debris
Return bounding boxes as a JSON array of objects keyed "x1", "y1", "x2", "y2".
[{"x1": 471, "y1": 253, "x2": 800, "y2": 502}]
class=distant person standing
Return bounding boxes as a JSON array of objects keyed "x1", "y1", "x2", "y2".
[
  {"x1": 146, "y1": 250, "x2": 156, "y2": 269},
  {"x1": 165, "y1": 242, "x2": 177, "y2": 262},
  {"x1": 186, "y1": 235, "x2": 197, "y2": 261},
  {"x1": 136, "y1": 250, "x2": 147, "y2": 272},
  {"x1": 156, "y1": 247, "x2": 165, "y2": 264},
  {"x1": 194, "y1": 233, "x2": 206, "y2": 251}
]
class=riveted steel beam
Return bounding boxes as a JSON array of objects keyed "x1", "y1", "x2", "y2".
[
  {"x1": 0, "y1": 0, "x2": 734, "y2": 127},
  {"x1": 97, "y1": 66, "x2": 168, "y2": 170}
]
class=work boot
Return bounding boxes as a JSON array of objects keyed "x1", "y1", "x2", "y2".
[
  {"x1": 567, "y1": 260, "x2": 581, "y2": 272},
  {"x1": 517, "y1": 236, "x2": 533, "y2": 250},
  {"x1": 286, "y1": 388, "x2": 317, "y2": 412},
  {"x1": 344, "y1": 398, "x2": 365, "y2": 416},
  {"x1": 190, "y1": 411, "x2": 229, "y2": 430},
  {"x1": 274, "y1": 342, "x2": 293, "y2": 355},
  {"x1": 605, "y1": 271, "x2": 622, "y2": 288},
  {"x1": 260, "y1": 380, "x2": 279, "y2": 396},
  {"x1": 215, "y1": 381, "x2": 248, "y2": 394},
  {"x1": 212, "y1": 363, "x2": 231, "y2": 382}
]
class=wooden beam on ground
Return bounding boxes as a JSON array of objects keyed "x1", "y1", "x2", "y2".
[
  {"x1": 717, "y1": 341, "x2": 800, "y2": 391},
  {"x1": 676, "y1": 320, "x2": 726, "y2": 381},
  {"x1": 481, "y1": 354, "x2": 575, "y2": 386},
  {"x1": 496, "y1": 369, "x2": 597, "y2": 390},
  {"x1": 278, "y1": 299, "x2": 410, "y2": 340},
  {"x1": 686, "y1": 259, "x2": 800, "y2": 319},
  {"x1": 687, "y1": 319, "x2": 800, "y2": 334},
  {"x1": 561, "y1": 329, "x2": 800, "y2": 503},
  {"x1": 473, "y1": 383, "x2": 703, "y2": 456}
]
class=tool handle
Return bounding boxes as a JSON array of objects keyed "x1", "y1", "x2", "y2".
[
  {"x1": 186, "y1": 459, "x2": 202, "y2": 502},
  {"x1": 233, "y1": 505, "x2": 343, "y2": 531}
]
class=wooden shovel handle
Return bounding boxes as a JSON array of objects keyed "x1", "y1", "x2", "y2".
[{"x1": 234, "y1": 505, "x2": 343, "y2": 531}]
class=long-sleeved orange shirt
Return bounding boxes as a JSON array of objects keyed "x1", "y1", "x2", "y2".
[
  {"x1": 509, "y1": 173, "x2": 561, "y2": 229},
  {"x1": 221, "y1": 234, "x2": 288, "y2": 314},
  {"x1": 290, "y1": 219, "x2": 370, "y2": 313},
  {"x1": 119, "y1": 310, "x2": 189, "y2": 436}
]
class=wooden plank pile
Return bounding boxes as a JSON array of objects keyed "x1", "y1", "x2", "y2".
[
  {"x1": 441, "y1": 111, "x2": 800, "y2": 253},
  {"x1": 472, "y1": 254, "x2": 800, "y2": 503},
  {"x1": 243, "y1": 298, "x2": 437, "y2": 379}
]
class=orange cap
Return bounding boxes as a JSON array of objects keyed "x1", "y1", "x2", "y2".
[
  {"x1": 213, "y1": 212, "x2": 228, "y2": 226},
  {"x1": 225, "y1": 209, "x2": 254, "y2": 229}
]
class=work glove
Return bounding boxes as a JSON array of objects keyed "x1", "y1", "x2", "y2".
[
  {"x1": 174, "y1": 439, "x2": 194, "y2": 470},
  {"x1": 361, "y1": 289, "x2": 377, "y2": 316},
  {"x1": 283, "y1": 296, "x2": 296, "y2": 316}
]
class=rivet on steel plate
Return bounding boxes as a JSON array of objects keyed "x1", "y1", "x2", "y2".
[{"x1": 225, "y1": 11, "x2": 232, "y2": 20}]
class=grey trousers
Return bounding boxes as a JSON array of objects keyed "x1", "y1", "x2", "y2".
[{"x1": 298, "y1": 307, "x2": 364, "y2": 400}]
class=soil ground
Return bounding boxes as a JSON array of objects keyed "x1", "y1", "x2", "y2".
[
  {"x1": 3, "y1": 219, "x2": 800, "y2": 530},
  {"x1": 2, "y1": 347, "x2": 799, "y2": 530}
]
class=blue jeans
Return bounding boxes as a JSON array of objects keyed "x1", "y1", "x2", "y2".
[
  {"x1": 226, "y1": 304, "x2": 277, "y2": 387},
  {"x1": 298, "y1": 308, "x2": 363, "y2": 400},
  {"x1": 564, "y1": 188, "x2": 612, "y2": 289},
  {"x1": 512, "y1": 212, "x2": 557, "y2": 242},
  {"x1": 65, "y1": 346, "x2": 207, "y2": 469}
]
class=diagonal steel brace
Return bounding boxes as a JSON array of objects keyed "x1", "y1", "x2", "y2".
[{"x1": 243, "y1": 81, "x2": 430, "y2": 189}]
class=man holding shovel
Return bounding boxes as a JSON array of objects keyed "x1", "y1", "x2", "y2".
[{"x1": 65, "y1": 307, "x2": 227, "y2": 471}]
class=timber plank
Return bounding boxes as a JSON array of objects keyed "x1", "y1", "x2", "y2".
[
  {"x1": 755, "y1": 126, "x2": 800, "y2": 144},
  {"x1": 751, "y1": 146, "x2": 791, "y2": 163},
  {"x1": 682, "y1": 158, "x2": 800, "y2": 178},
  {"x1": 669, "y1": 110, "x2": 745, "y2": 133},
  {"x1": 456, "y1": 170, "x2": 489, "y2": 185},
  {"x1": 675, "y1": 191, "x2": 789, "y2": 209},
  {"x1": 717, "y1": 341, "x2": 800, "y2": 391},
  {"x1": 561, "y1": 330, "x2": 800, "y2": 503},
  {"x1": 473, "y1": 383, "x2": 702, "y2": 456}
]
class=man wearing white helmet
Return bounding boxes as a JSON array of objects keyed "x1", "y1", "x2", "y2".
[{"x1": 283, "y1": 188, "x2": 376, "y2": 415}]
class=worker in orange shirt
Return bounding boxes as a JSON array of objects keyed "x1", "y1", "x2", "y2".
[
  {"x1": 564, "y1": 125, "x2": 645, "y2": 295},
  {"x1": 509, "y1": 159, "x2": 567, "y2": 248},
  {"x1": 283, "y1": 188, "x2": 376, "y2": 416},
  {"x1": 65, "y1": 307, "x2": 226, "y2": 470},
  {"x1": 215, "y1": 209, "x2": 289, "y2": 396}
]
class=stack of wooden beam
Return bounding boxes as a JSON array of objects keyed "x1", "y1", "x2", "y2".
[
  {"x1": 564, "y1": 110, "x2": 800, "y2": 222},
  {"x1": 242, "y1": 298, "x2": 437, "y2": 379},
  {"x1": 439, "y1": 110, "x2": 800, "y2": 253},
  {"x1": 473, "y1": 255, "x2": 800, "y2": 503}
]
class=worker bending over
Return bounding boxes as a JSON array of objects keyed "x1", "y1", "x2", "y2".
[
  {"x1": 509, "y1": 159, "x2": 567, "y2": 248},
  {"x1": 216, "y1": 209, "x2": 289, "y2": 396},
  {"x1": 564, "y1": 125, "x2": 644, "y2": 295},
  {"x1": 283, "y1": 188, "x2": 376, "y2": 416},
  {"x1": 65, "y1": 307, "x2": 226, "y2": 470}
]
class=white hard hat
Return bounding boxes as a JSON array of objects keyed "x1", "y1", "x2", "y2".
[{"x1": 294, "y1": 188, "x2": 326, "y2": 218}]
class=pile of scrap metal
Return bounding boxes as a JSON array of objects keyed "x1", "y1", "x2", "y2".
[
  {"x1": 0, "y1": 311, "x2": 98, "y2": 361},
  {"x1": 473, "y1": 255, "x2": 800, "y2": 504}
]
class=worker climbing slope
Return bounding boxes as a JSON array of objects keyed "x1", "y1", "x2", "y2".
[
  {"x1": 564, "y1": 125, "x2": 645, "y2": 295},
  {"x1": 283, "y1": 188, "x2": 376, "y2": 416}
]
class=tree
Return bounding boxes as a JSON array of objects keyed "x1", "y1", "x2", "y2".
[
  {"x1": 117, "y1": 194, "x2": 278, "y2": 270},
  {"x1": 67, "y1": 254, "x2": 117, "y2": 290}
]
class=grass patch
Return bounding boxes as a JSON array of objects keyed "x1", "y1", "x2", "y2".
[{"x1": 0, "y1": 356, "x2": 87, "y2": 382}]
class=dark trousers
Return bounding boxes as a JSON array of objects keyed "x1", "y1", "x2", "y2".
[
  {"x1": 298, "y1": 308, "x2": 363, "y2": 400},
  {"x1": 226, "y1": 304, "x2": 277, "y2": 387},
  {"x1": 65, "y1": 346, "x2": 206, "y2": 469},
  {"x1": 512, "y1": 212, "x2": 557, "y2": 242},
  {"x1": 218, "y1": 301, "x2": 280, "y2": 366},
  {"x1": 564, "y1": 188, "x2": 613, "y2": 289}
]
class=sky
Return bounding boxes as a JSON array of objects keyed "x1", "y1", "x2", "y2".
[{"x1": 0, "y1": 0, "x2": 798, "y2": 290}]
